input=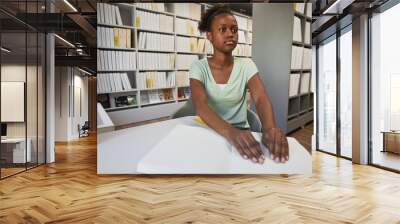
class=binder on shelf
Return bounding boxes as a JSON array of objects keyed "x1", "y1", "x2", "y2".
[
  {"x1": 302, "y1": 48, "x2": 312, "y2": 70},
  {"x1": 98, "y1": 51, "x2": 136, "y2": 71},
  {"x1": 247, "y1": 18, "x2": 252, "y2": 32},
  {"x1": 176, "y1": 18, "x2": 200, "y2": 36},
  {"x1": 98, "y1": 73, "x2": 133, "y2": 93},
  {"x1": 238, "y1": 30, "x2": 246, "y2": 43},
  {"x1": 291, "y1": 46, "x2": 303, "y2": 70},
  {"x1": 137, "y1": 71, "x2": 175, "y2": 89},
  {"x1": 172, "y1": 3, "x2": 201, "y2": 21},
  {"x1": 293, "y1": 17, "x2": 302, "y2": 42},
  {"x1": 176, "y1": 71, "x2": 189, "y2": 87},
  {"x1": 234, "y1": 15, "x2": 248, "y2": 31},
  {"x1": 176, "y1": 54, "x2": 199, "y2": 70},
  {"x1": 98, "y1": 27, "x2": 133, "y2": 49},
  {"x1": 300, "y1": 73, "x2": 310, "y2": 94},
  {"x1": 304, "y1": 22, "x2": 311, "y2": 45},
  {"x1": 232, "y1": 44, "x2": 250, "y2": 57},
  {"x1": 136, "y1": 10, "x2": 173, "y2": 33},
  {"x1": 289, "y1": 73, "x2": 301, "y2": 97},
  {"x1": 197, "y1": 39, "x2": 206, "y2": 53},
  {"x1": 98, "y1": 3, "x2": 123, "y2": 26},
  {"x1": 306, "y1": 3, "x2": 312, "y2": 18},
  {"x1": 137, "y1": 53, "x2": 175, "y2": 70},
  {"x1": 136, "y1": 3, "x2": 165, "y2": 12},
  {"x1": 140, "y1": 32, "x2": 174, "y2": 51}
]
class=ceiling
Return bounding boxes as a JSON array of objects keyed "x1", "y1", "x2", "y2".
[{"x1": 0, "y1": 0, "x2": 97, "y2": 72}]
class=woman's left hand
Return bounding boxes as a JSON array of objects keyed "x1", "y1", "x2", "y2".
[{"x1": 261, "y1": 127, "x2": 289, "y2": 163}]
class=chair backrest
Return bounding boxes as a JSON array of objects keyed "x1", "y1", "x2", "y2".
[
  {"x1": 82, "y1": 121, "x2": 90, "y2": 129},
  {"x1": 171, "y1": 98, "x2": 262, "y2": 132}
]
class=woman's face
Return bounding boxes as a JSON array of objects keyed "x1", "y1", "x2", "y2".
[{"x1": 207, "y1": 13, "x2": 238, "y2": 54}]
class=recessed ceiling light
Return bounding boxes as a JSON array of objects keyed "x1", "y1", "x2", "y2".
[
  {"x1": 54, "y1": 34, "x2": 75, "y2": 48},
  {"x1": 63, "y1": 0, "x2": 78, "y2": 12},
  {"x1": 78, "y1": 67, "x2": 92, "y2": 76},
  {"x1": 1, "y1": 47, "x2": 11, "y2": 53}
]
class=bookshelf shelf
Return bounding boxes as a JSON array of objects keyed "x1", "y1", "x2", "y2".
[
  {"x1": 138, "y1": 48, "x2": 175, "y2": 53},
  {"x1": 99, "y1": 89, "x2": 138, "y2": 95},
  {"x1": 139, "y1": 69, "x2": 175, "y2": 72},
  {"x1": 135, "y1": 6, "x2": 174, "y2": 16},
  {"x1": 98, "y1": 47, "x2": 136, "y2": 51},
  {"x1": 97, "y1": 23, "x2": 135, "y2": 29},
  {"x1": 175, "y1": 14, "x2": 200, "y2": 22},
  {"x1": 177, "y1": 51, "x2": 205, "y2": 55},
  {"x1": 139, "y1": 86, "x2": 176, "y2": 91},
  {"x1": 141, "y1": 99, "x2": 176, "y2": 107},
  {"x1": 287, "y1": 3, "x2": 313, "y2": 133},
  {"x1": 98, "y1": 70, "x2": 136, "y2": 73},
  {"x1": 98, "y1": 2, "x2": 253, "y2": 125},
  {"x1": 136, "y1": 27, "x2": 174, "y2": 35},
  {"x1": 176, "y1": 33, "x2": 205, "y2": 39}
]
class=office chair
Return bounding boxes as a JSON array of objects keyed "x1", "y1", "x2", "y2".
[
  {"x1": 171, "y1": 98, "x2": 262, "y2": 132},
  {"x1": 79, "y1": 121, "x2": 90, "y2": 138}
]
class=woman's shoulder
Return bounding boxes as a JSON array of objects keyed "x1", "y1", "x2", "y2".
[{"x1": 189, "y1": 58, "x2": 208, "y2": 70}]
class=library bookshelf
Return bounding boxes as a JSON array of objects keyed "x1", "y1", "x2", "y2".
[
  {"x1": 287, "y1": 3, "x2": 313, "y2": 133},
  {"x1": 97, "y1": 3, "x2": 253, "y2": 125}
]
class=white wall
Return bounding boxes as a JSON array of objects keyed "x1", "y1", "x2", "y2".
[{"x1": 55, "y1": 67, "x2": 89, "y2": 141}]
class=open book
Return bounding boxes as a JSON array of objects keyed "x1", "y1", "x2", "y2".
[{"x1": 137, "y1": 124, "x2": 312, "y2": 174}]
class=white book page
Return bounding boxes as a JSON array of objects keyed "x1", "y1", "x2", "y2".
[{"x1": 137, "y1": 124, "x2": 312, "y2": 174}]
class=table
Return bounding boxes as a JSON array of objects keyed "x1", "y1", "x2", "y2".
[
  {"x1": 381, "y1": 131, "x2": 400, "y2": 154},
  {"x1": 97, "y1": 116, "x2": 312, "y2": 175},
  {"x1": 1, "y1": 138, "x2": 32, "y2": 164}
]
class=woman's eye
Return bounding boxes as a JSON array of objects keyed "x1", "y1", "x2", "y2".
[
  {"x1": 219, "y1": 27, "x2": 227, "y2": 32},
  {"x1": 231, "y1": 28, "x2": 238, "y2": 33}
]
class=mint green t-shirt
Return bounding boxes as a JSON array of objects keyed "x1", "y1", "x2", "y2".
[{"x1": 189, "y1": 57, "x2": 258, "y2": 128}]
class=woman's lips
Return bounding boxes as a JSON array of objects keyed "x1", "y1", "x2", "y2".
[{"x1": 225, "y1": 41, "x2": 236, "y2": 45}]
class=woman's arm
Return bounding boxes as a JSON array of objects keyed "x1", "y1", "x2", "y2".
[
  {"x1": 190, "y1": 79, "x2": 264, "y2": 163},
  {"x1": 247, "y1": 74, "x2": 289, "y2": 163}
]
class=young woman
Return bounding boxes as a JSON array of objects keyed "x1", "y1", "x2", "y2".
[{"x1": 189, "y1": 4, "x2": 289, "y2": 164}]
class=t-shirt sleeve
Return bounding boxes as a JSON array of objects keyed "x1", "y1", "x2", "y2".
[
  {"x1": 189, "y1": 60, "x2": 204, "y2": 83},
  {"x1": 244, "y1": 58, "x2": 259, "y2": 83}
]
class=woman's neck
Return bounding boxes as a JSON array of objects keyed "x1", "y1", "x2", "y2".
[{"x1": 210, "y1": 50, "x2": 234, "y2": 67}]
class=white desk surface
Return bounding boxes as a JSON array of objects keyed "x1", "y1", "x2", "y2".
[
  {"x1": 1, "y1": 138, "x2": 27, "y2": 143},
  {"x1": 97, "y1": 116, "x2": 312, "y2": 175}
]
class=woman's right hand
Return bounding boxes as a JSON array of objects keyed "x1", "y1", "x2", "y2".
[{"x1": 226, "y1": 127, "x2": 265, "y2": 164}]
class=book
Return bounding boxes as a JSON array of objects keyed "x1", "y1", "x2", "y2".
[
  {"x1": 293, "y1": 17, "x2": 302, "y2": 42},
  {"x1": 300, "y1": 73, "x2": 310, "y2": 94},
  {"x1": 176, "y1": 54, "x2": 199, "y2": 70},
  {"x1": 289, "y1": 73, "x2": 301, "y2": 97}
]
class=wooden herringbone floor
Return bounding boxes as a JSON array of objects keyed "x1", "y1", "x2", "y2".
[{"x1": 1, "y1": 125, "x2": 400, "y2": 223}]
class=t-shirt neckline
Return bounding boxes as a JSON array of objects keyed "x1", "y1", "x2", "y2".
[{"x1": 205, "y1": 57, "x2": 236, "y2": 85}]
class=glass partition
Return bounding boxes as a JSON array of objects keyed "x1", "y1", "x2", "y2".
[
  {"x1": 317, "y1": 35, "x2": 337, "y2": 155},
  {"x1": 370, "y1": 2, "x2": 400, "y2": 171},
  {"x1": 0, "y1": 0, "x2": 46, "y2": 179},
  {"x1": 339, "y1": 26, "x2": 352, "y2": 158}
]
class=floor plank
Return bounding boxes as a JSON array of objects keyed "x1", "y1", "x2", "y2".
[{"x1": 0, "y1": 126, "x2": 400, "y2": 223}]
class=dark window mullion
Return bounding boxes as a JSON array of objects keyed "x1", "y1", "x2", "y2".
[{"x1": 336, "y1": 27, "x2": 341, "y2": 157}]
